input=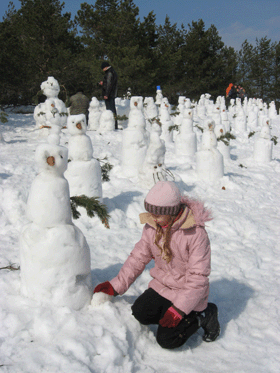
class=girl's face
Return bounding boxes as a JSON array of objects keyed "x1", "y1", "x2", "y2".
[{"x1": 151, "y1": 214, "x2": 173, "y2": 227}]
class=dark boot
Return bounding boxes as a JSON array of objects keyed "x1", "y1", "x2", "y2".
[{"x1": 197, "y1": 303, "x2": 220, "y2": 342}]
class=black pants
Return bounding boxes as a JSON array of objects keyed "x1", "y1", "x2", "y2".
[
  {"x1": 131, "y1": 288, "x2": 200, "y2": 349},
  {"x1": 105, "y1": 97, "x2": 118, "y2": 129}
]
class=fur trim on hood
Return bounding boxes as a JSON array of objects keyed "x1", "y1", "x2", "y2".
[{"x1": 180, "y1": 196, "x2": 212, "y2": 227}]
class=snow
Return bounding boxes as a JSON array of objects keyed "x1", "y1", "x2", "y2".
[{"x1": 0, "y1": 101, "x2": 280, "y2": 372}]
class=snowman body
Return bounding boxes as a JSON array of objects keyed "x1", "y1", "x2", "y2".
[
  {"x1": 65, "y1": 114, "x2": 102, "y2": 200},
  {"x1": 20, "y1": 143, "x2": 92, "y2": 310}
]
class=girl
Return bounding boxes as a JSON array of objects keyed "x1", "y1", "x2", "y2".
[{"x1": 94, "y1": 181, "x2": 220, "y2": 349}]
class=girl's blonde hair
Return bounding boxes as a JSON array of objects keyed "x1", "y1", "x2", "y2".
[{"x1": 154, "y1": 216, "x2": 176, "y2": 263}]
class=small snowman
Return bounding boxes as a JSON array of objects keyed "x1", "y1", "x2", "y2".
[
  {"x1": 34, "y1": 77, "x2": 67, "y2": 130},
  {"x1": 122, "y1": 96, "x2": 149, "y2": 177},
  {"x1": 214, "y1": 123, "x2": 231, "y2": 161},
  {"x1": 196, "y1": 121, "x2": 224, "y2": 183},
  {"x1": 234, "y1": 104, "x2": 247, "y2": 133},
  {"x1": 253, "y1": 119, "x2": 273, "y2": 163},
  {"x1": 221, "y1": 108, "x2": 230, "y2": 133},
  {"x1": 173, "y1": 96, "x2": 186, "y2": 127},
  {"x1": 88, "y1": 97, "x2": 101, "y2": 131},
  {"x1": 99, "y1": 110, "x2": 115, "y2": 132},
  {"x1": 211, "y1": 104, "x2": 222, "y2": 126},
  {"x1": 268, "y1": 101, "x2": 277, "y2": 120},
  {"x1": 65, "y1": 114, "x2": 102, "y2": 200},
  {"x1": 144, "y1": 97, "x2": 159, "y2": 122},
  {"x1": 160, "y1": 101, "x2": 173, "y2": 144},
  {"x1": 139, "y1": 119, "x2": 166, "y2": 188},
  {"x1": 155, "y1": 86, "x2": 163, "y2": 106},
  {"x1": 175, "y1": 109, "x2": 197, "y2": 157},
  {"x1": 20, "y1": 143, "x2": 92, "y2": 310}
]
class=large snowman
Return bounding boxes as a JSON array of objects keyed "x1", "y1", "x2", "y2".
[
  {"x1": 65, "y1": 114, "x2": 103, "y2": 201},
  {"x1": 20, "y1": 143, "x2": 93, "y2": 310}
]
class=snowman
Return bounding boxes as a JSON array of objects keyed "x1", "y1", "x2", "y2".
[
  {"x1": 88, "y1": 97, "x2": 101, "y2": 131},
  {"x1": 196, "y1": 120, "x2": 224, "y2": 183},
  {"x1": 20, "y1": 143, "x2": 93, "y2": 310},
  {"x1": 234, "y1": 103, "x2": 247, "y2": 133},
  {"x1": 33, "y1": 77, "x2": 67, "y2": 130},
  {"x1": 99, "y1": 110, "x2": 115, "y2": 132},
  {"x1": 221, "y1": 108, "x2": 230, "y2": 133},
  {"x1": 175, "y1": 109, "x2": 197, "y2": 157},
  {"x1": 64, "y1": 114, "x2": 103, "y2": 200},
  {"x1": 214, "y1": 122, "x2": 231, "y2": 161},
  {"x1": 160, "y1": 100, "x2": 173, "y2": 144},
  {"x1": 144, "y1": 97, "x2": 159, "y2": 122},
  {"x1": 211, "y1": 104, "x2": 222, "y2": 126},
  {"x1": 155, "y1": 86, "x2": 163, "y2": 106},
  {"x1": 253, "y1": 119, "x2": 273, "y2": 163},
  {"x1": 268, "y1": 101, "x2": 277, "y2": 120},
  {"x1": 139, "y1": 119, "x2": 166, "y2": 188},
  {"x1": 173, "y1": 96, "x2": 186, "y2": 127},
  {"x1": 121, "y1": 96, "x2": 149, "y2": 177}
]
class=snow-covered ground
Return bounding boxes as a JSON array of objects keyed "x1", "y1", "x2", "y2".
[{"x1": 0, "y1": 106, "x2": 280, "y2": 373}]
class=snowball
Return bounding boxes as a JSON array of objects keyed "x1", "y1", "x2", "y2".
[{"x1": 91, "y1": 292, "x2": 113, "y2": 306}]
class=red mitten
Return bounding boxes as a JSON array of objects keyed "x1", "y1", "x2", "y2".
[
  {"x1": 94, "y1": 281, "x2": 115, "y2": 296},
  {"x1": 159, "y1": 307, "x2": 183, "y2": 328}
]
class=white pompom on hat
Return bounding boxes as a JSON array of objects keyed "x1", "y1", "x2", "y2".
[{"x1": 144, "y1": 181, "x2": 182, "y2": 216}]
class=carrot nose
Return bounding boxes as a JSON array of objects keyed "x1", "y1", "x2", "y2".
[
  {"x1": 76, "y1": 123, "x2": 82, "y2": 129},
  {"x1": 47, "y1": 156, "x2": 55, "y2": 166}
]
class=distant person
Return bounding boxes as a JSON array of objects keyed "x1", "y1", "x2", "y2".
[
  {"x1": 226, "y1": 83, "x2": 233, "y2": 98},
  {"x1": 228, "y1": 84, "x2": 238, "y2": 100},
  {"x1": 238, "y1": 85, "x2": 245, "y2": 102},
  {"x1": 99, "y1": 61, "x2": 118, "y2": 130},
  {"x1": 68, "y1": 89, "x2": 90, "y2": 122}
]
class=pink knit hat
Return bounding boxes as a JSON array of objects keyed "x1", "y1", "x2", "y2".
[{"x1": 144, "y1": 181, "x2": 182, "y2": 216}]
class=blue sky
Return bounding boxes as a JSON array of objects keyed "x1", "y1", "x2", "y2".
[{"x1": 1, "y1": 0, "x2": 279, "y2": 50}]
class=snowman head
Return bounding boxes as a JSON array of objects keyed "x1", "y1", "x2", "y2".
[
  {"x1": 90, "y1": 97, "x2": 100, "y2": 109},
  {"x1": 41, "y1": 77, "x2": 60, "y2": 98},
  {"x1": 130, "y1": 96, "x2": 143, "y2": 110},
  {"x1": 67, "y1": 114, "x2": 87, "y2": 135},
  {"x1": 35, "y1": 144, "x2": 68, "y2": 175}
]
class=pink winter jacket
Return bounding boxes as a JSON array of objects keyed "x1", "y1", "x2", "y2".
[{"x1": 110, "y1": 197, "x2": 212, "y2": 315}]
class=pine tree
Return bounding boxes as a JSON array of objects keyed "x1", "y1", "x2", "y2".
[{"x1": 0, "y1": 0, "x2": 82, "y2": 105}]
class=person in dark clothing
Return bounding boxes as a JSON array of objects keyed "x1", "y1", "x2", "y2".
[
  {"x1": 68, "y1": 89, "x2": 90, "y2": 123},
  {"x1": 228, "y1": 84, "x2": 238, "y2": 100},
  {"x1": 99, "y1": 61, "x2": 118, "y2": 129}
]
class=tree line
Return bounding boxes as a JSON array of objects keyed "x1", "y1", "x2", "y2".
[{"x1": 1, "y1": 0, "x2": 279, "y2": 109}]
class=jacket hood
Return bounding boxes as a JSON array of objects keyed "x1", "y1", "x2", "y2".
[{"x1": 139, "y1": 196, "x2": 212, "y2": 230}]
